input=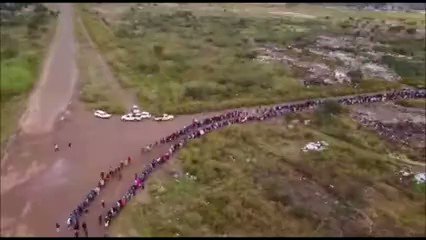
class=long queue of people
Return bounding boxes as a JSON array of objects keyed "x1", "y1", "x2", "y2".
[
  {"x1": 65, "y1": 88, "x2": 426, "y2": 231},
  {"x1": 66, "y1": 157, "x2": 132, "y2": 230},
  {"x1": 98, "y1": 88, "x2": 426, "y2": 228}
]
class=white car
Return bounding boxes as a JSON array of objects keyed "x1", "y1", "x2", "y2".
[
  {"x1": 94, "y1": 110, "x2": 112, "y2": 119},
  {"x1": 121, "y1": 114, "x2": 142, "y2": 121},
  {"x1": 154, "y1": 114, "x2": 174, "y2": 121}
]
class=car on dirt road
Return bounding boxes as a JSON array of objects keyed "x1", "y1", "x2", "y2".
[
  {"x1": 121, "y1": 114, "x2": 142, "y2": 121},
  {"x1": 154, "y1": 114, "x2": 174, "y2": 121},
  {"x1": 94, "y1": 110, "x2": 112, "y2": 119}
]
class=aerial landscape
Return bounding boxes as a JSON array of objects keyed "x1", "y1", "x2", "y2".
[{"x1": 0, "y1": 3, "x2": 425, "y2": 237}]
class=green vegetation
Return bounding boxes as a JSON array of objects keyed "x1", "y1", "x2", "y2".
[
  {"x1": 78, "y1": 4, "x2": 402, "y2": 115},
  {"x1": 74, "y1": 16, "x2": 126, "y2": 114},
  {"x1": 0, "y1": 3, "x2": 57, "y2": 152},
  {"x1": 395, "y1": 99, "x2": 426, "y2": 109},
  {"x1": 112, "y1": 111, "x2": 425, "y2": 237}
]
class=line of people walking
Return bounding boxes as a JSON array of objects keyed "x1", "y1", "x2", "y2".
[
  {"x1": 64, "y1": 88, "x2": 425, "y2": 233},
  {"x1": 96, "y1": 88, "x2": 426, "y2": 228}
]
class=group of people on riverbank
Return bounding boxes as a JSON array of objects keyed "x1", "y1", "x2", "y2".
[{"x1": 66, "y1": 88, "x2": 426, "y2": 233}]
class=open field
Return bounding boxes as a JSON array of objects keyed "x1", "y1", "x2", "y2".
[
  {"x1": 77, "y1": 3, "x2": 425, "y2": 115},
  {"x1": 0, "y1": 3, "x2": 57, "y2": 152},
  {"x1": 74, "y1": 15, "x2": 131, "y2": 114},
  {"x1": 111, "y1": 106, "x2": 426, "y2": 237}
]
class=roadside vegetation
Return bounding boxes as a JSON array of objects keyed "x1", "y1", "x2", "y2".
[
  {"x1": 395, "y1": 99, "x2": 426, "y2": 109},
  {"x1": 111, "y1": 104, "x2": 425, "y2": 237},
  {"x1": 76, "y1": 3, "x2": 423, "y2": 115},
  {"x1": 74, "y1": 16, "x2": 126, "y2": 114},
  {"x1": 0, "y1": 3, "x2": 57, "y2": 153}
]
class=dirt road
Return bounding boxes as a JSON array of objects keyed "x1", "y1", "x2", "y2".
[{"x1": 19, "y1": 4, "x2": 78, "y2": 135}]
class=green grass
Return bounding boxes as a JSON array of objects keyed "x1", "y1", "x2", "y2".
[
  {"x1": 111, "y1": 111, "x2": 425, "y2": 237},
  {"x1": 395, "y1": 99, "x2": 426, "y2": 109},
  {"x1": 0, "y1": 6, "x2": 57, "y2": 155},
  {"x1": 74, "y1": 15, "x2": 126, "y2": 114},
  {"x1": 78, "y1": 4, "x2": 404, "y2": 115}
]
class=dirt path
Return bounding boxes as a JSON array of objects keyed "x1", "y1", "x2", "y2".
[{"x1": 19, "y1": 3, "x2": 78, "y2": 135}]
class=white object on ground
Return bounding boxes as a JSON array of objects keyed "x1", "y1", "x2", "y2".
[
  {"x1": 414, "y1": 173, "x2": 426, "y2": 184},
  {"x1": 154, "y1": 114, "x2": 174, "y2": 121},
  {"x1": 302, "y1": 141, "x2": 329, "y2": 152},
  {"x1": 94, "y1": 110, "x2": 112, "y2": 119}
]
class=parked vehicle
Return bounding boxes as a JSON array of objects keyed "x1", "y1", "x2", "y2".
[
  {"x1": 94, "y1": 110, "x2": 112, "y2": 119},
  {"x1": 154, "y1": 114, "x2": 174, "y2": 121},
  {"x1": 121, "y1": 114, "x2": 141, "y2": 121}
]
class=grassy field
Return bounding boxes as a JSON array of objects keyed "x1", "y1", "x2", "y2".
[
  {"x1": 111, "y1": 107, "x2": 425, "y2": 237},
  {"x1": 77, "y1": 3, "x2": 409, "y2": 115},
  {"x1": 74, "y1": 15, "x2": 127, "y2": 114},
  {"x1": 395, "y1": 99, "x2": 426, "y2": 109},
  {"x1": 0, "y1": 4, "x2": 57, "y2": 153}
]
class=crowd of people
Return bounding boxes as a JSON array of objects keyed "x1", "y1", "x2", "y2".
[
  {"x1": 354, "y1": 114, "x2": 425, "y2": 147},
  {"x1": 65, "y1": 157, "x2": 132, "y2": 232},
  {"x1": 65, "y1": 88, "x2": 426, "y2": 233}
]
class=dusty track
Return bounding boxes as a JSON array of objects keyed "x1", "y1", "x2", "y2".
[{"x1": 19, "y1": 4, "x2": 78, "y2": 135}]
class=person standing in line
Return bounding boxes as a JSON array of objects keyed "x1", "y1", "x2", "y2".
[{"x1": 82, "y1": 222, "x2": 88, "y2": 237}]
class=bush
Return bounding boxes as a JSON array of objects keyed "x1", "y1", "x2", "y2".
[
  {"x1": 315, "y1": 99, "x2": 344, "y2": 123},
  {"x1": 347, "y1": 68, "x2": 363, "y2": 84},
  {"x1": 153, "y1": 45, "x2": 163, "y2": 58},
  {"x1": 388, "y1": 25, "x2": 404, "y2": 32},
  {"x1": 406, "y1": 28, "x2": 416, "y2": 34}
]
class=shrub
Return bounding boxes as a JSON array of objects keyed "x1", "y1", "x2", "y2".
[
  {"x1": 347, "y1": 68, "x2": 363, "y2": 84},
  {"x1": 406, "y1": 28, "x2": 416, "y2": 34},
  {"x1": 317, "y1": 100, "x2": 343, "y2": 116}
]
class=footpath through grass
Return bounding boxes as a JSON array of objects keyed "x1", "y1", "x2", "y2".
[
  {"x1": 111, "y1": 109, "x2": 425, "y2": 237},
  {"x1": 0, "y1": 4, "x2": 57, "y2": 154},
  {"x1": 78, "y1": 4, "x2": 403, "y2": 115}
]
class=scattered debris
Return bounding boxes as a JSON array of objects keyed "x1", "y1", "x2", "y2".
[
  {"x1": 302, "y1": 141, "x2": 329, "y2": 152},
  {"x1": 414, "y1": 173, "x2": 426, "y2": 184}
]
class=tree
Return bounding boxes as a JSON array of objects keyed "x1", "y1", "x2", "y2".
[{"x1": 315, "y1": 99, "x2": 344, "y2": 123}]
